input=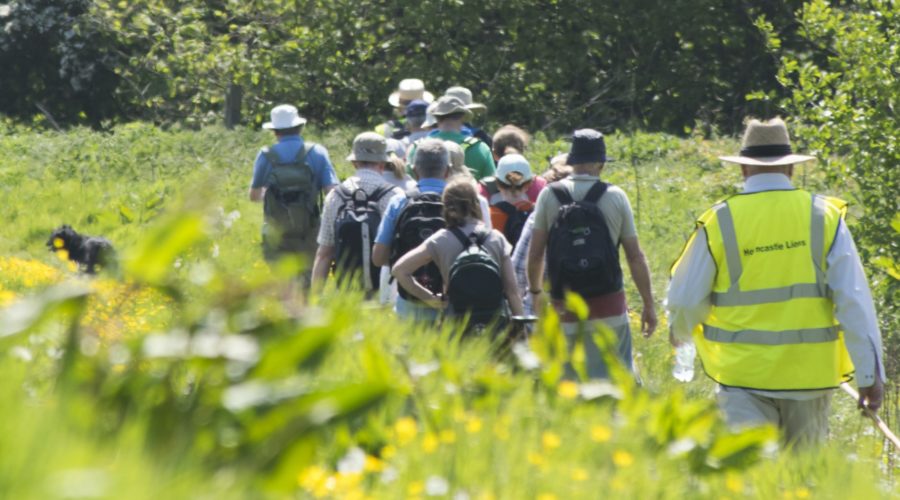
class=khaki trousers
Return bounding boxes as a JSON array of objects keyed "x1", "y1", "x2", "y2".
[{"x1": 717, "y1": 386, "x2": 832, "y2": 448}]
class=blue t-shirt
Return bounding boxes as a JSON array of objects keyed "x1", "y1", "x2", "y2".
[
  {"x1": 374, "y1": 178, "x2": 446, "y2": 245},
  {"x1": 250, "y1": 135, "x2": 339, "y2": 191}
]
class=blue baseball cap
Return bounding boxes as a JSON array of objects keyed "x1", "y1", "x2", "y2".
[{"x1": 405, "y1": 99, "x2": 428, "y2": 118}]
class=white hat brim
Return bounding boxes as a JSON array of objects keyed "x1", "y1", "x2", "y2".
[
  {"x1": 389, "y1": 90, "x2": 435, "y2": 108},
  {"x1": 262, "y1": 116, "x2": 307, "y2": 130},
  {"x1": 718, "y1": 153, "x2": 816, "y2": 166},
  {"x1": 346, "y1": 152, "x2": 389, "y2": 162},
  {"x1": 465, "y1": 103, "x2": 487, "y2": 113}
]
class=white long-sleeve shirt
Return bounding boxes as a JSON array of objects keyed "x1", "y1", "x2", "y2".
[{"x1": 666, "y1": 173, "x2": 885, "y2": 398}]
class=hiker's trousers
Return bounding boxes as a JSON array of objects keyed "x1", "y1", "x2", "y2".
[{"x1": 717, "y1": 385, "x2": 832, "y2": 448}]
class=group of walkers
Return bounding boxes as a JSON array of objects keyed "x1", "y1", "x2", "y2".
[{"x1": 249, "y1": 78, "x2": 886, "y2": 449}]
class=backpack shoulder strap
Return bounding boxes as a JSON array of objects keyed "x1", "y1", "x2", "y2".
[
  {"x1": 262, "y1": 146, "x2": 282, "y2": 167},
  {"x1": 297, "y1": 142, "x2": 316, "y2": 165},
  {"x1": 493, "y1": 201, "x2": 517, "y2": 216},
  {"x1": 462, "y1": 136, "x2": 480, "y2": 147},
  {"x1": 481, "y1": 177, "x2": 500, "y2": 196},
  {"x1": 449, "y1": 227, "x2": 471, "y2": 248},
  {"x1": 582, "y1": 181, "x2": 609, "y2": 204},
  {"x1": 472, "y1": 228, "x2": 490, "y2": 246},
  {"x1": 371, "y1": 184, "x2": 395, "y2": 203},
  {"x1": 549, "y1": 182, "x2": 574, "y2": 205}
]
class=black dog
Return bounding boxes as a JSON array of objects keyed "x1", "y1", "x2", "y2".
[{"x1": 46, "y1": 225, "x2": 116, "y2": 274}]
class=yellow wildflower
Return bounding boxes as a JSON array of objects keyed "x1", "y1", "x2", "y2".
[
  {"x1": 795, "y1": 487, "x2": 810, "y2": 499},
  {"x1": 591, "y1": 424, "x2": 612, "y2": 443},
  {"x1": 537, "y1": 494, "x2": 558, "y2": 500},
  {"x1": 527, "y1": 451, "x2": 545, "y2": 467},
  {"x1": 542, "y1": 431, "x2": 561, "y2": 450},
  {"x1": 557, "y1": 380, "x2": 579, "y2": 399},
  {"x1": 466, "y1": 416, "x2": 483, "y2": 434},
  {"x1": 298, "y1": 465, "x2": 330, "y2": 496},
  {"x1": 394, "y1": 417, "x2": 418, "y2": 445},
  {"x1": 422, "y1": 433, "x2": 439, "y2": 454},
  {"x1": 571, "y1": 468, "x2": 589, "y2": 482},
  {"x1": 407, "y1": 481, "x2": 424, "y2": 496},
  {"x1": 612, "y1": 450, "x2": 633, "y2": 468},
  {"x1": 725, "y1": 474, "x2": 743, "y2": 493},
  {"x1": 439, "y1": 429, "x2": 456, "y2": 444},
  {"x1": 381, "y1": 444, "x2": 396, "y2": 460},
  {"x1": 364, "y1": 455, "x2": 385, "y2": 473}
]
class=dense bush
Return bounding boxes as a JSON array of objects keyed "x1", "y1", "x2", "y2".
[{"x1": 2, "y1": 0, "x2": 809, "y2": 133}]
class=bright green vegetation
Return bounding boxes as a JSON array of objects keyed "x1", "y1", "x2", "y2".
[{"x1": 0, "y1": 125, "x2": 895, "y2": 498}]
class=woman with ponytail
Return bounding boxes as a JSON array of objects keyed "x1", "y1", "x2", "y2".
[{"x1": 392, "y1": 178, "x2": 524, "y2": 322}]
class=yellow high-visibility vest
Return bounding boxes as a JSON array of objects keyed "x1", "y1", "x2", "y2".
[{"x1": 683, "y1": 189, "x2": 854, "y2": 390}]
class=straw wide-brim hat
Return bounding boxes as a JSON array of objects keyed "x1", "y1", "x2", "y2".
[
  {"x1": 444, "y1": 86, "x2": 487, "y2": 113},
  {"x1": 719, "y1": 118, "x2": 816, "y2": 166},
  {"x1": 388, "y1": 78, "x2": 435, "y2": 108}
]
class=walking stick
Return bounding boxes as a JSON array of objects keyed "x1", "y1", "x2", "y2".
[{"x1": 839, "y1": 382, "x2": 900, "y2": 451}]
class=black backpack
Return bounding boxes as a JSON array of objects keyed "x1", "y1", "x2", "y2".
[
  {"x1": 390, "y1": 189, "x2": 446, "y2": 301},
  {"x1": 492, "y1": 201, "x2": 532, "y2": 250},
  {"x1": 546, "y1": 181, "x2": 623, "y2": 300},
  {"x1": 446, "y1": 228, "x2": 507, "y2": 330},
  {"x1": 333, "y1": 184, "x2": 395, "y2": 291}
]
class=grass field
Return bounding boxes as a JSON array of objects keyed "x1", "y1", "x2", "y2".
[{"x1": 0, "y1": 123, "x2": 896, "y2": 498}]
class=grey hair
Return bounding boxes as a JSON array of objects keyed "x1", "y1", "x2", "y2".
[{"x1": 414, "y1": 138, "x2": 449, "y2": 178}]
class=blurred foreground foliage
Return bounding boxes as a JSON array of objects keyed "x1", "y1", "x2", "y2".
[{"x1": 0, "y1": 194, "x2": 894, "y2": 496}]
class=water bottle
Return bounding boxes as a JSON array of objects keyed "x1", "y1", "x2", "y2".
[{"x1": 672, "y1": 342, "x2": 696, "y2": 382}]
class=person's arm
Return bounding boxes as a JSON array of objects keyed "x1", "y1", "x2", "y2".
[
  {"x1": 312, "y1": 144, "x2": 339, "y2": 195},
  {"x1": 372, "y1": 243, "x2": 391, "y2": 268},
  {"x1": 827, "y1": 220, "x2": 886, "y2": 411},
  {"x1": 621, "y1": 235, "x2": 657, "y2": 338},
  {"x1": 391, "y1": 243, "x2": 446, "y2": 309},
  {"x1": 310, "y1": 245, "x2": 335, "y2": 288},
  {"x1": 249, "y1": 151, "x2": 268, "y2": 202},
  {"x1": 526, "y1": 228, "x2": 548, "y2": 297},
  {"x1": 500, "y1": 255, "x2": 525, "y2": 316},
  {"x1": 665, "y1": 229, "x2": 715, "y2": 346}
]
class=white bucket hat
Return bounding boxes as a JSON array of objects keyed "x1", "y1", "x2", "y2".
[
  {"x1": 388, "y1": 78, "x2": 435, "y2": 108},
  {"x1": 445, "y1": 86, "x2": 487, "y2": 113},
  {"x1": 719, "y1": 118, "x2": 815, "y2": 166},
  {"x1": 262, "y1": 104, "x2": 307, "y2": 130}
]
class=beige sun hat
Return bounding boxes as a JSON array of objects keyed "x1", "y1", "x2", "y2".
[
  {"x1": 444, "y1": 86, "x2": 487, "y2": 113},
  {"x1": 346, "y1": 132, "x2": 389, "y2": 163},
  {"x1": 388, "y1": 78, "x2": 435, "y2": 108},
  {"x1": 719, "y1": 118, "x2": 816, "y2": 166},
  {"x1": 262, "y1": 104, "x2": 307, "y2": 130},
  {"x1": 430, "y1": 95, "x2": 473, "y2": 118}
]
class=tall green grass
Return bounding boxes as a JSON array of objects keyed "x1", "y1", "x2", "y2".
[{"x1": 0, "y1": 124, "x2": 895, "y2": 498}]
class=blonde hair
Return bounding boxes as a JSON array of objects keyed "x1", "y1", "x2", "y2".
[
  {"x1": 541, "y1": 153, "x2": 572, "y2": 182},
  {"x1": 384, "y1": 153, "x2": 406, "y2": 179},
  {"x1": 442, "y1": 177, "x2": 483, "y2": 228}
]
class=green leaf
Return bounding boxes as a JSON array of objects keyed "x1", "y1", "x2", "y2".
[
  {"x1": 123, "y1": 212, "x2": 206, "y2": 284},
  {"x1": 0, "y1": 284, "x2": 90, "y2": 338}
]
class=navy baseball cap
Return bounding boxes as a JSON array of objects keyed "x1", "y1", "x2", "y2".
[
  {"x1": 567, "y1": 128, "x2": 610, "y2": 164},
  {"x1": 405, "y1": 99, "x2": 428, "y2": 118}
]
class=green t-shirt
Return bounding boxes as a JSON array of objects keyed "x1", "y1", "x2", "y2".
[{"x1": 407, "y1": 130, "x2": 496, "y2": 181}]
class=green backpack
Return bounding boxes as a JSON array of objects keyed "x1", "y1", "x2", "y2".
[{"x1": 261, "y1": 143, "x2": 320, "y2": 260}]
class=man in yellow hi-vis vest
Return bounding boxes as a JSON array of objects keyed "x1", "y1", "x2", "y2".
[{"x1": 666, "y1": 118, "x2": 886, "y2": 448}]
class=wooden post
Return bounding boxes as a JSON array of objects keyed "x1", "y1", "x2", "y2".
[{"x1": 224, "y1": 84, "x2": 243, "y2": 129}]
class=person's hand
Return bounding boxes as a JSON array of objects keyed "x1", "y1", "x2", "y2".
[
  {"x1": 426, "y1": 294, "x2": 448, "y2": 310},
  {"x1": 641, "y1": 304, "x2": 657, "y2": 338},
  {"x1": 858, "y1": 376, "x2": 884, "y2": 413}
]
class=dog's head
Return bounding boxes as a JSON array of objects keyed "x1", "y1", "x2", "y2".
[{"x1": 46, "y1": 224, "x2": 79, "y2": 252}]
